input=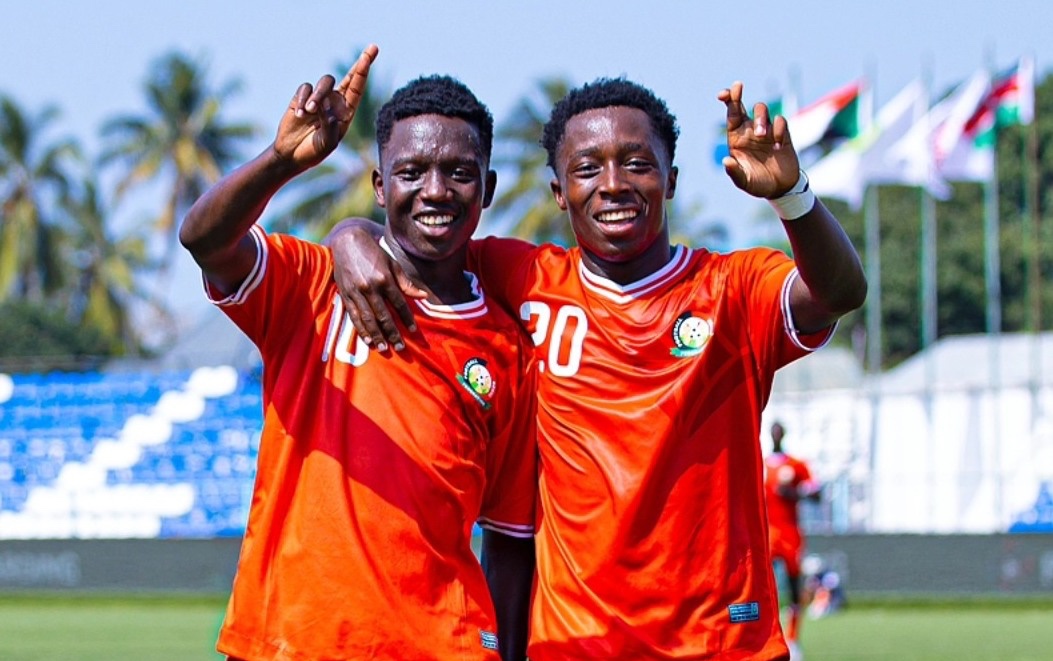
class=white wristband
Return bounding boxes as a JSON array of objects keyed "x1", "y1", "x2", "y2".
[{"x1": 767, "y1": 170, "x2": 815, "y2": 221}]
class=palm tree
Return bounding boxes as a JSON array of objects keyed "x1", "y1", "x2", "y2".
[
  {"x1": 60, "y1": 175, "x2": 163, "y2": 356},
  {"x1": 489, "y1": 77, "x2": 571, "y2": 245},
  {"x1": 98, "y1": 51, "x2": 255, "y2": 273},
  {"x1": 0, "y1": 94, "x2": 80, "y2": 303},
  {"x1": 268, "y1": 53, "x2": 389, "y2": 242}
]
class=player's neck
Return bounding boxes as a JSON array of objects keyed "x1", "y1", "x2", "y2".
[{"x1": 579, "y1": 234, "x2": 675, "y2": 286}]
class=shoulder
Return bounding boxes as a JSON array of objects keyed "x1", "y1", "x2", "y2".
[{"x1": 720, "y1": 246, "x2": 792, "y2": 270}]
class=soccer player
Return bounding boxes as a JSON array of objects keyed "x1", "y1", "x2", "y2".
[
  {"x1": 329, "y1": 77, "x2": 867, "y2": 660},
  {"x1": 764, "y1": 421, "x2": 822, "y2": 659},
  {"x1": 179, "y1": 46, "x2": 537, "y2": 661}
]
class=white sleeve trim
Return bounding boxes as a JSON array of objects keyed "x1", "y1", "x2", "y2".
[
  {"x1": 781, "y1": 268, "x2": 836, "y2": 352},
  {"x1": 204, "y1": 224, "x2": 268, "y2": 307},
  {"x1": 477, "y1": 517, "x2": 535, "y2": 539}
]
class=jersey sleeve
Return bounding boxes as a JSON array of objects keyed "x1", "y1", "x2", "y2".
[
  {"x1": 796, "y1": 459, "x2": 821, "y2": 498},
  {"x1": 204, "y1": 225, "x2": 332, "y2": 353},
  {"x1": 467, "y1": 237, "x2": 539, "y2": 319},
  {"x1": 729, "y1": 247, "x2": 834, "y2": 372},
  {"x1": 477, "y1": 339, "x2": 538, "y2": 538}
]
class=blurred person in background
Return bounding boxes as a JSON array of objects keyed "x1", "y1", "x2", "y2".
[
  {"x1": 179, "y1": 45, "x2": 537, "y2": 661},
  {"x1": 764, "y1": 420, "x2": 823, "y2": 660},
  {"x1": 328, "y1": 77, "x2": 866, "y2": 660}
]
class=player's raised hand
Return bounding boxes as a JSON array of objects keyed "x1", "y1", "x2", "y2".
[
  {"x1": 273, "y1": 44, "x2": 379, "y2": 170},
  {"x1": 718, "y1": 81, "x2": 800, "y2": 199}
]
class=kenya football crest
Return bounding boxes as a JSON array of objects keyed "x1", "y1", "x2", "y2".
[
  {"x1": 670, "y1": 312, "x2": 712, "y2": 358},
  {"x1": 457, "y1": 357, "x2": 495, "y2": 410}
]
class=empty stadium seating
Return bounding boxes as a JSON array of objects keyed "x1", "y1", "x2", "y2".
[{"x1": 0, "y1": 366, "x2": 262, "y2": 539}]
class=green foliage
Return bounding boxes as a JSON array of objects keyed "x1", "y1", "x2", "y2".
[
  {"x1": 98, "y1": 51, "x2": 256, "y2": 268},
  {"x1": 0, "y1": 300, "x2": 114, "y2": 371}
]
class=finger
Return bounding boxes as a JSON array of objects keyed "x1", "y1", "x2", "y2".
[
  {"x1": 306, "y1": 74, "x2": 337, "y2": 114},
  {"x1": 722, "y1": 156, "x2": 747, "y2": 190},
  {"x1": 771, "y1": 115, "x2": 791, "y2": 151},
  {"x1": 363, "y1": 289, "x2": 402, "y2": 352},
  {"x1": 752, "y1": 102, "x2": 770, "y2": 139},
  {"x1": 291, "y1": 83, "x2": 313, "y2": 118},
  {"x1": 397, "y1": 271, "x2": 430, "y2": 301},
  {"x1": 390, "y1": 271, "x2": 430, "y2": 334},
  {"x1": 338, "y1": 44, "x2": 379, "y2": 113},
  {"x1": 723, "y1": 81, "x2": 747, "y2": 130},
  {"x1": 341, "y1": 289, "x2": 381, "y2": 350},
  {"x1": 729, "y1": 81, "x2": 744, "y2": 104}
]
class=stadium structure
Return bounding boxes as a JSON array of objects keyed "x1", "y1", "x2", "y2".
[
  {"x1": 0, "y1": 27, "x2": 1048, "y2": 611},
  {"x1": 1, "y1": 307, "x2": 1051, "y2": 540}
]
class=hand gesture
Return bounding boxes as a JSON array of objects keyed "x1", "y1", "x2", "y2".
[
  {"x1": 718, "y1": 81, "x2": 800, "y2": 199},
  {"x1": 328, "y1": 219, "x2": 429, "y2": 352},
  {"x1": 273, "y1": 44, "x2": 379, "y2": 170}
]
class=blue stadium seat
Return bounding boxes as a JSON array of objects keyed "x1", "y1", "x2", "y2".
[{"x1": 0, "y1": 367, "x2": 264, "y2": 538}]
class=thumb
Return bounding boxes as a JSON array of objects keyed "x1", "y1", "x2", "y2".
[
  {"x1": 722, "y1": 156, "x2": 747, "y2": 191},
  {"x1": 396, "y1": 269, "x2": 430, "y2": 300}
]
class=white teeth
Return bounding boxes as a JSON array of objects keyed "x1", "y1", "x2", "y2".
[
  {"x1": 596, "y1": 210, "x2": 637, "y2": 222},
  {"x1": 417, "y1": 214, "x2": 454, "y2": 226}
]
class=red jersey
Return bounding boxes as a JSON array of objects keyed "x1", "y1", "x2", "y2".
[
  {"x1": 211, "y1": 227, "x2": 537, "y2": 661},
  {"x1": 469, "y1": 238, "x2": 832, "y2": 661},
  {"x1": 764, "y1": 452, "x2": 819, "y2": 574}
]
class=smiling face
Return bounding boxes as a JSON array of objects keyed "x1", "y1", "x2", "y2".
[
  {"x1": 374, "y1": 113, "x2": 495, "y2": 264},
  {"x1": 550, "y1": 106, "x2": 678, "y2": 282}
]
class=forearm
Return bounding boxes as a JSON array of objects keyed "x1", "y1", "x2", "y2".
[
  {"x1": 783, "y1": 198, "x2": 867, "y2": 328},
  {"x1": 324, "y1": 216, "x2": 385, "y2": 246},
  {"x1": 179, "y1": 145, "x2": 300, "y2": 264},
  {"x1": 481, "y1": 530, "x2": 534, "y2": 661}
]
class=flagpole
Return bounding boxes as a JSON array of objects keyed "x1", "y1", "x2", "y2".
[
  {"x1": 1027, "y1": 111, "x2": 1042, "y2": 335},
  {"x1": 861, "y1": 188, "x2": 881, "y2": 373},
  {"x1": 982, "y1": 51, "x2": 1004, "y2": 526},
  {"x1": 1026, "y1": 87, "x2": 1043, "y2": 435},
  {"x1": 983, "y1": 48, "x2": 1003, "y2": 339},
  {"x1": 984, "y1": 125, "x2": 1003, "y2": 528}
]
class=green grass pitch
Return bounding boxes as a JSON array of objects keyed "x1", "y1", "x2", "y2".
[
  {"x1": 799, "y1": 600, "x2": 1053, "y2": 660},
  {"x1": 0, "y1": 593, "x2": 1051, "y2": 660}
]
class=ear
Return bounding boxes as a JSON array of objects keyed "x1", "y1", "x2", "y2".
[
  {"x1": 666, "y1": 165, "x2": 679, "y2": 200},
  {"x1": 550, "y1": 177, "x2": 568, "y2": 211},
  {"x1": 482, "y1": 169, "x2": 497, "y2": 208},
  {"x1": 372, "y1": 169, "x2": 386, "y2": 207}
]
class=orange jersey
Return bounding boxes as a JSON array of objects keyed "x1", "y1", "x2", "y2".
[
  {"x1": 211, "y1": 227, "x2": 537, "y2": 661},
  {"x1": 764, "y1": 453, "x2": 819, "y2": 571},
  {"x1": 469, "y1": 238, "x2": 832, "y2": 660}
]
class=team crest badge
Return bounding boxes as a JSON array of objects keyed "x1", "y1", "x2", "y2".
[
  {"x1": 457, "y1": 357, "x2": 496, "y2": 410},
  {"x1": 670, "y1": 312, "x2": 712, "y2": 358}
]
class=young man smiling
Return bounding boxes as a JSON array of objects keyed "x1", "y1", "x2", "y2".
[
  {"x1": 180, "y1": 46, "x2": 537, "y2": 661},
  {"x1": 330, "y1": 77, "x2": 867, "y2": 660}
]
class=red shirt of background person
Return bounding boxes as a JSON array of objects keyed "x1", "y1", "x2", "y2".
[
  {"x1": 180, "y1": 47, "x2": 537, "y2": 661},
  {"x1": 764, "y1": 420, "x2": 821, "y2": 651},
  {"x1": 329, "y1": 77, "x2": 867, "y2": 660}
]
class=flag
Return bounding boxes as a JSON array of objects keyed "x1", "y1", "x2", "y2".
[
  {"x1": 940, "y1": 57, "x2": 1035, "y2": 182},
  {"x1": 712, "y1": 97, "x2": 785, "y2": 165},
  {"x1": 809, "y1": 80, "x2": 926, "y2": 208},
  {"x1": 786, "y1": 79, "x2": 865, "y2": 153},
  {"x1": 883, "y1": 70, "x2": 990, "y2": 199},
  {"x1": 994, "y1": 55, "x2": 1035, "y2": 127}
]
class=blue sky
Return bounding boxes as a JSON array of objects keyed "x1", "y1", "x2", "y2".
[{"x1": 4, "y1": 0, "x2": 1053, "y2": 321}]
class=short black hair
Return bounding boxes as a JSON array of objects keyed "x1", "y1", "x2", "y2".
[
  {"x1": 375, "y1": 74, "x2": 494, "y2": 162},
  {"x1": 541, "y1": 77, "x2": 679, "y2": 171}
]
